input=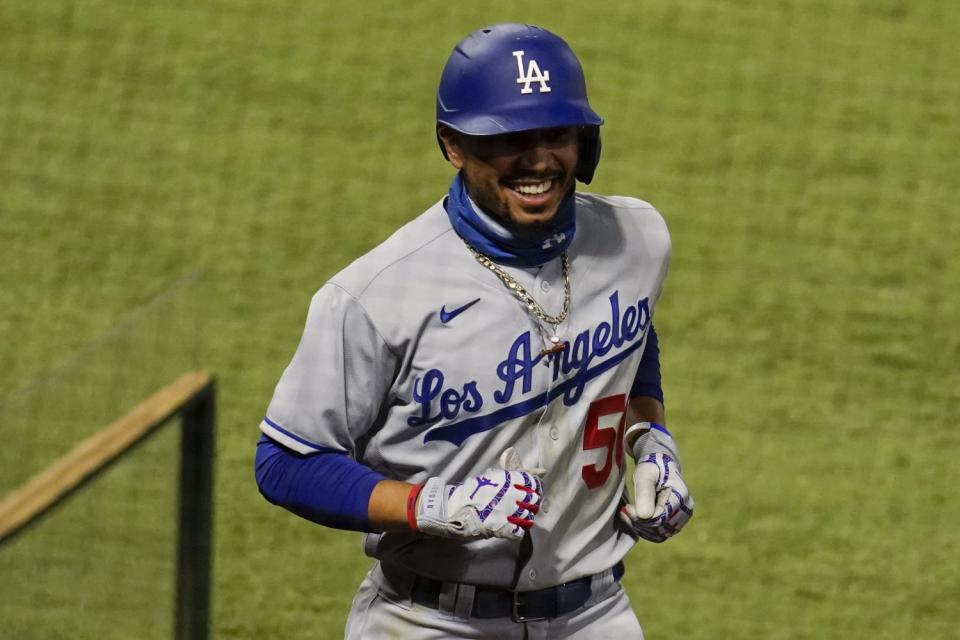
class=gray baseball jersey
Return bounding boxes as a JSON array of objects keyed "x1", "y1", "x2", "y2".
[{"x1": 261, "y1": 192, "x2": 670, "y2": 590}]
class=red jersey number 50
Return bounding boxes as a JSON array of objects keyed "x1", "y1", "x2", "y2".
[{"x1": 580, "y1": 394, "x2": 627, "y2": 489}]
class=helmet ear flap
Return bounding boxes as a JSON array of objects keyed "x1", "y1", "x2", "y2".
[{"x1": 576, "y1": 126, "x2": 602, "y2": 184}]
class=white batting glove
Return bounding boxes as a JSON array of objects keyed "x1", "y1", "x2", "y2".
[
  {"x1": 415, "y1": 449, "x2": 543, "y2": 541},
  {"x1": 620, "y1": 423, "x2": 694, "y2": 543}
]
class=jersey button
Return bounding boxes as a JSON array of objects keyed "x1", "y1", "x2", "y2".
[
  {"x1": 528, "y1": 568, "x2": 537, "y2": 581},
  {"x1": 549, "y1": 426, "x2": 559, "y2": 440},
  {"x1": 541, "y1": 499, "x2": 550, "y2": 514},
  {"x1": 540, "y1": 280, "x2": 551, "y2": 293}
]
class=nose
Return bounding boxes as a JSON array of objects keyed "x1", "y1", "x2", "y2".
[
  {"x1": 511, "y1": 132, "x2": 553, "y2": 170},
  {"x1": 516, "y1": 144, "x2": 550, "y2": 170}
]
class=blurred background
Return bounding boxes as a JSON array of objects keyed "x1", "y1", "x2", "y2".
[{"x1": 1, "y1": 1, "x2": 957, "y2": 638}]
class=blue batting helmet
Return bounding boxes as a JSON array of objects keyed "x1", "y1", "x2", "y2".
[{"x1": 436, "y1": 24, "x2": 604, "y2": 184}]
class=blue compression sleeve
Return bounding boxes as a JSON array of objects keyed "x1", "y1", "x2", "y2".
[
  {"x1": 630, "y1": 323, "x2": 664, "y2": 403},
  {"x1": 254, "y1": 434, "x2": 385, "y2": 532}
]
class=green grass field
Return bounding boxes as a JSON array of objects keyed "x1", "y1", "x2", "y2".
[{"x1": 1, "y1": 1, "x2": 958, "y2": 638}]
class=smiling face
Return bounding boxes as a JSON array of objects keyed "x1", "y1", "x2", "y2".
[{"x1": 438, "y1": 125, "x2": 579, "y2": 233}]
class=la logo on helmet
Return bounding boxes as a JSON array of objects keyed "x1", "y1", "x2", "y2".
[{"x1": 512, "y1": 50, "x2": 551, "y2": 94}]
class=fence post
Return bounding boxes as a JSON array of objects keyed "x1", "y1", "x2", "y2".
[{"x1": 174, "y1": 378, "x2": 216, "y2": 640}]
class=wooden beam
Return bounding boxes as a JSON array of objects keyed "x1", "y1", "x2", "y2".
[{"x1": 0, "y1": 371, "x2": 213, "y2": 542}]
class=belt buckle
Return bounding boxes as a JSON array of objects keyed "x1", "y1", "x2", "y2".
[{"x1": 511, "y1": 590, "x2": 547, "y2": 623}]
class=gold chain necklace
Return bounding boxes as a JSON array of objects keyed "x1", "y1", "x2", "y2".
[{"x1": 465, "y1": 244, "x2": 571, "y2": 357}]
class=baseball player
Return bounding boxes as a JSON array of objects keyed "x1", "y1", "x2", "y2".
[{"x1": 255, "y1": 23, "x2": 694, "y2": 639}]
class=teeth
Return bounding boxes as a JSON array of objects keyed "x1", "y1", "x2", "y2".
[{"x1": 513, "y1": 179, "x2": 552, "y2": 196}]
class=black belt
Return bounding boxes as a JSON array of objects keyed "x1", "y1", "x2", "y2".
[{"x1": 410, "y1": 561, "x2": 625, "y2": 622}]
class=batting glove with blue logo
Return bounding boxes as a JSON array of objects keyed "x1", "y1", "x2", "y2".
[
  {"x1": 620, "y1": 423, "x2": 694, "y2": 543},
  {"x1": 415, "y1": 449, "x2": 543, "y2": 541}
]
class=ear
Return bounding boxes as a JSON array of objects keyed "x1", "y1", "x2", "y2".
[{"x1": 436, "y1": 125, "x2": 465, "y2": 170}]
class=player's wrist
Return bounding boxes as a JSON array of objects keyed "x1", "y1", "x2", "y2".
[
  {"x1": 626, "y1": 421, "x2": 679, "y2": 464},
  {"x1": 406, "y1": 483, "x2": 424, "y2": 532},
  {"x1": 624, "y1": 421, "x2": 653, "y2": 458}
]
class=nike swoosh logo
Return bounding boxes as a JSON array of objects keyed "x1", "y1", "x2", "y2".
[{"x1": 440, "y1": 298, "x2": 481, "y2": 324}]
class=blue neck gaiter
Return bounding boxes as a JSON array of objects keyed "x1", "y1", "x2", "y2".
[{"x1": 444, "y1": 173, "x2": 575, "y2": 268}]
